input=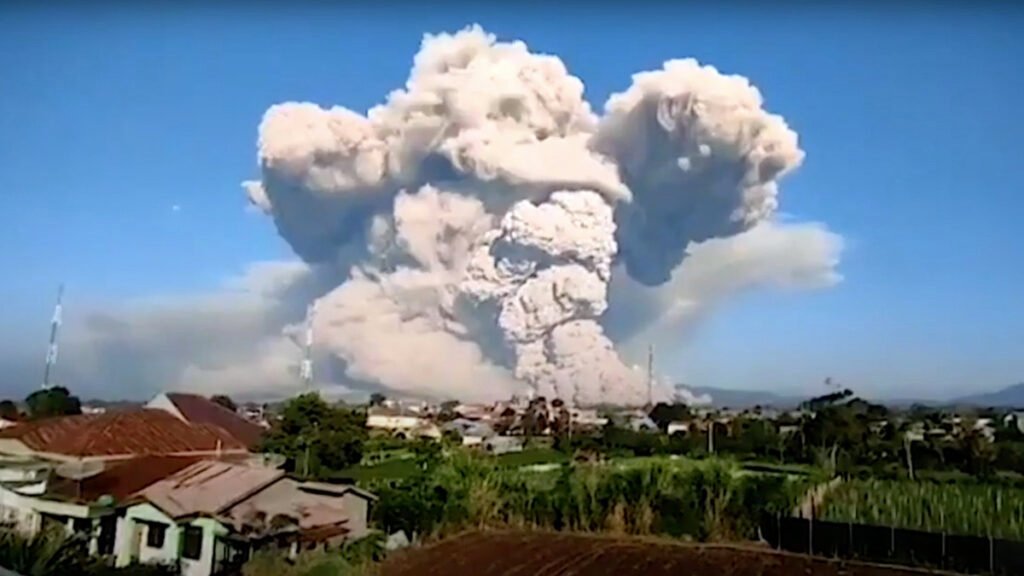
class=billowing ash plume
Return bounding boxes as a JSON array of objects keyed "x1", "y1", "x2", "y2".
[{"x1": 243, "y1": 25, "x2": 835, "y2": 406}]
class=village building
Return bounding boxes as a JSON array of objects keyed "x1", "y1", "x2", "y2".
[
  {"x1": 0, "y1": 409, "x2": 251, "y2": 555},
  {"x1": 365, "y1": 406, "x2": 427, "y2": 435},
  {"x1": 116, "y1": 460, "x2": 375, "y2": 576},
  {"x1": 146, "y1": 392, "x2": 268, "y2": 450}
]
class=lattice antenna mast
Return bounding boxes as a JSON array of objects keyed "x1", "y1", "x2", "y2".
[
  {"x1": 42, "y1": 284, "x2": 64, "y2": 390},
  {"x1": 646, "y1": 344, "x2": 655, "y2": 408},
  {"x1": 299, "y1": 300, "x2": 317, "y2": 391}
]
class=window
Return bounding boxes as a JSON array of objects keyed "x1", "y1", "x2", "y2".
[
  {"x1": 181, "y1": 526, "x2": 203, "y2": 560},
  {"x1": 72, "y1": 517, "x2": 92, "y2": 535},
  {"x1": 146, "y1": 523, "x2": 167, "y2": 549}
]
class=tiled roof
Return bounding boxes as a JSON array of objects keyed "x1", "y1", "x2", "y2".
[
  {"x1": 0, "y1": 409, "x2": 247, "y2": 458},
  {"x1": 138, "y1": 460, "x2": 284, "y2": 519},
  {"x1": 165, "y1": 393, "x2": 266, "y2": 449}
]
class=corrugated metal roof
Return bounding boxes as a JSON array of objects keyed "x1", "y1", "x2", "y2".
[
  {"x1": 139, "y1": 460, "x2": 283, "y2": 519},
  {"x1": 220, "y1": 477, "x2": 360, "y2": 537},
  {"x1": 0, "y1": 409, "x2": 247, "y2": 458},
  {"x1": 46, "y1": 454, "x2": 249, "y2": 504},
  {"x1": 165, "y1": 393, "x2": 266, "y2": 449}
]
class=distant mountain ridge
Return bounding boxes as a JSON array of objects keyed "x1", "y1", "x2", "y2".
[
  {"x1": 685, "y1": 383, "x2": 1024, "y2": 410},
  {"x1": 950, "y1": 383, "x2": 1024, "y2": 409},
  {"x1": 685, "y1": 386, "x2": 804, "y2": 409}
]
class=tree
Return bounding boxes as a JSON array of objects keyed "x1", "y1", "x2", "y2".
[
  {"x1": 210, "y1": 395, "x2": 237, "y2": 412},
  {"x1": 522, "y1": 397, "x2": 549, "y2": 438},
  {"x1": 25, "y1": 387, "x2": 82, "y2": 420},
  {"x1": 259, "y1": 393, "x2": 368, "y2": 478},
  {"x1": 0, "y1": 400, "x2": 21, "y2": 421},
  {"x1": 437, "y1": 400, "x2": 460, "y2": 423},
  {"x1": 369, "y1": 393, "x2": 387, "y2": 407},
  {"x1": 648, "y1": 402, "x2": 692, "y2": 431}
]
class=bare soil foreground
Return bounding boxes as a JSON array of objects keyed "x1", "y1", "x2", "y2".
[{"x1": 381, "y1": 531, "x2": 958, "y2": 576}]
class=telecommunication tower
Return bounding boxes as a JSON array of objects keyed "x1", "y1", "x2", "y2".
[
  {"x1": 299, "y1": 300, "x2": 317, "y2": 390},
  {"x1": 42, "y1": 284, "x2": 64, "y2": 390},
  {"x1": 646, "y1": 344, "x2": 654, "y2": 408}
]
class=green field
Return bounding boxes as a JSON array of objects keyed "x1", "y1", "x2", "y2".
[
  {"x1": 338, "y1": 457, "x2": 420, "y2": 481},
  {"x1": 821, "y1": 479, "x2": 1024, "y2": 540}
]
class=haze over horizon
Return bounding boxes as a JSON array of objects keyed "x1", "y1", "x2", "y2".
[{"x1": 1, "y1": 3, "x2": 1022, "y2": 403}]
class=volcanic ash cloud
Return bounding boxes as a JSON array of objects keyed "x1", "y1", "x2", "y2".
[{"x1": 243, "y1": 25, "x2": 840, "y2": 406}]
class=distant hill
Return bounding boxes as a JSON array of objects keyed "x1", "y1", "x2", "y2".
[
  {"x1": 685, "y1": 386, "x2": 805, "y2": 409},
  {"x1": 950, "y1": 383, "x2": 1024, "y2": 409}
]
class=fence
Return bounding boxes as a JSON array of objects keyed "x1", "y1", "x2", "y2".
[{"x1": 761, "y1": 514, "x2": 1024, "y2": 575}]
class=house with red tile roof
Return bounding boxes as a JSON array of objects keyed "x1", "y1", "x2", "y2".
[
  {"x1": 0, "y1": 409, "x2": 248, "y2": 462},
  {"x1": 0, "y1": 409, "x2": 257, "y2": 560},
  {"x1": 146, "y1": 393, "x2": 267, "y2": 450}
]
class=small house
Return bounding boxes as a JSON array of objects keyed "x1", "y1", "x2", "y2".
[{"x1": 115, "y1": 460, "x2": 375, "y2": 576}]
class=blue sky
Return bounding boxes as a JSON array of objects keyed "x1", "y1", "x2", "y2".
[{"x1": 1, "y1": 3, "x2": 1022, "y2": 400}]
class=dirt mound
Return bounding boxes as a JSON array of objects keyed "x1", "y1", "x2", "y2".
[{"x1": 381, "y1": 531, "x2": 956, "y2": 576}]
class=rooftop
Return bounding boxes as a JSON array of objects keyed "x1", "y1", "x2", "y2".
[
  {"x1": 47, "y1": 454, "x2": 206, "y2": 504},
  {"x1": 138, "y1": 460, "x2": 284, "y2": 519},
  {"x1": 162, "y1": 393, "x2": 267, "y2": 449},
  {"x1": 0, "y1": 409, "x2": 247, "y2": 459}
]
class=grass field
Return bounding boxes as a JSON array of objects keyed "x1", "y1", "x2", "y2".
[{"x1": 821, "y1": 478, "x2": 1024, "y2": 540}]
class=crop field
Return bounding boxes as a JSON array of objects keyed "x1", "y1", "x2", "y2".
[
  {"x1": 343, "y1": 446, "x2": 812, "y2": 483},
  {"x1": 380, "y1": 531, "x2": 952, "y2": 576},
  {"x1": 821, "y1": 479, "x2": 1024, "y2": 540}
]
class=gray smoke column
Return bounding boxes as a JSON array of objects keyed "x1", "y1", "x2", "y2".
[
  {"x1": 243, "y1": 25, "x2": 830, "y2": 405},
  {"x1": 593, "y1": 59, "x2": 805, "y2": 286}
]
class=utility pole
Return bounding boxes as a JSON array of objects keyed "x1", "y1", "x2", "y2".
[
  {"x1": 42, "y1": 284, "x2": 64, "y2": 390},
  {"x1": 708, "y1": 417, "x2": 715, "y2": 455}
]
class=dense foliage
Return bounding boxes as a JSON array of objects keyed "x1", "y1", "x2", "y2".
[
  {"x1": 241, "y1": 533, "x2": 385, "y2": 576},
  {"x1": 821, "y1": 479, "x2": 1024, "y2": 540},
  {"x1": 24, "y1": 387, "x2": 82, "y2": 420},
  {"x1": 260, "y1": 393, "x2": 368, "y2": 478},
  {"x1": 368, "y1": 450, "x2": 807, "y2": 543},
  {"x1": 209, "y1": 394, "x2": 237, "y2": 412},
  {"x1": 0, "y1": 528, "x2": 177, "y2": 576}
]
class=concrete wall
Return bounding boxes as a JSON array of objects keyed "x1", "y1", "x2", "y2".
[
  {"x1": 0, "y1": 485, "x2": 40, "y2": 533},
  {"x1": 116, "y1": 503, "x2": 226, "y2": 576},
  {"x1": 339, "y1": 493, "x2": 370, "y2": 540}
]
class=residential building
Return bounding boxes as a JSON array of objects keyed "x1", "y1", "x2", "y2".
[
  {"x1": 365, "y1": 406, "x2": 426, "y2": 434},
  {"x1": 0, "y1": 410, "x2": 247, "y2": 465},
  {"x1": 116, "y1": 460, "x2": 375, "y2": 576},
  {"x1": 0, "y1": 409, "x2": 252, "y2": 551},
  {"x1": 1004, "y1": 412, "x2": 1024, "y2": 435},
  {"x1": 482, "y1": 436, "x2": 523, "y2": 455},
  {"x1": 0, "y1": 455, "x2": 218, "y2": 556},
  {"x1": 147, "y1": 393, "x2": 267, "y2": 450},
  {"x1": 442, "y1": 419, "x2": 495, "y2": 443},
  {"x1": 571, "y1": 409, "x2": 608, "y2": 429},
  {"x1": 0, "y1": 409, "x2": 248, "y2": 463},
  {"x1": 666, "y1": 422, "x2": 689, "y2": 436}
]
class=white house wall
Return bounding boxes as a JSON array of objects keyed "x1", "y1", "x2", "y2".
[{"x1": 117, "y1": 503, "x2": 223, "y2": 576}]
